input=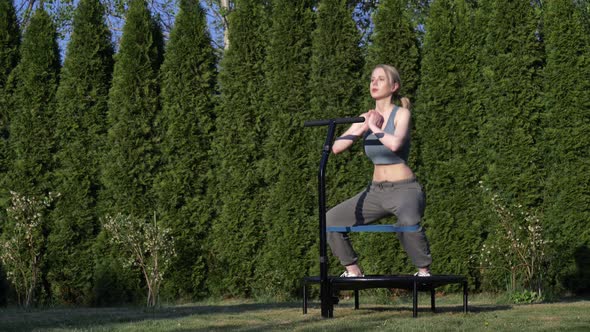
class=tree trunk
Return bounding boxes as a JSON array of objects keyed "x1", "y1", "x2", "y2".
[{"x1": 220, "y1": 0, "x2": 229, "y2": 49}]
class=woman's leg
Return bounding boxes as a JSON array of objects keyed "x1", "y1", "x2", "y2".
[
  {"x1": 326, "y1": 187, "x2": 388, "y2": 269},
  {"x1": 382, "y1": 181, "x2": 432, "y2": 269}
]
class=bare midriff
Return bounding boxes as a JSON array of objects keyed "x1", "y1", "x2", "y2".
[{"x1": 372, "y1": 163, "x2": 415, "y2": 182}]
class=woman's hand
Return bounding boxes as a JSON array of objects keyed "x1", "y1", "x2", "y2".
[
  {"x1": 358, "y1": 111, "x2": 371, "y2": 132},
  {"x1": 367, "y1": 110, "x2": 384, "y2": 132},
  {"x1": 332, "y1": 112, "x2": 371, "y2": 154}
]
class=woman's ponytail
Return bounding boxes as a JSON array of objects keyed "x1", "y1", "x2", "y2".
[{"x1": 400, "y1": 96, "x2": 411, "y2": 110}]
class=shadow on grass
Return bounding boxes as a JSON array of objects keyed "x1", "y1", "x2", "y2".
[
  {"x1": 305, "y1": 301, "x2": 512, "y2": 316},
  {"x1": 0, "y1": 302, "x2": 301, "y2": 332}
]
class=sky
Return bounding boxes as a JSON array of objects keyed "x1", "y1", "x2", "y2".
[{"x1": 12, "y1": 0, "x2": 223, "y2": 60}]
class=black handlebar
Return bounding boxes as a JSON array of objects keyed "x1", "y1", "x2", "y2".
[{"x1": 303, "y1": 117, "x2": 365, "y2": 127}]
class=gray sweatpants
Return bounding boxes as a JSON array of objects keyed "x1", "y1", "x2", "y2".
[{"x1": 326, "y1": 178, "x2": 432, "y2": 268}]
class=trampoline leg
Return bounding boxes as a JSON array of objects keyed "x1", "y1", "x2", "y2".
[
  {"x1": 413, "y1": 280, "x2": 418, "y2": 318},
  {"x1": 463, "y1": 281, "x2": 468, "y2": 313},
  {"x1": 354, "y1": 289, "x2": 359, "y2": 309},
  {"x1": 303, "y1": 282, "x2": 307, "y2": 314},
  {"x1": 431, "y1": 288, "x2": 436, "y2": 312}
]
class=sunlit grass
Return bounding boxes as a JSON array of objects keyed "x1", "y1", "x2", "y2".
[{"x1": 0, "y1": 293, "x2": 588, "y2": 331}]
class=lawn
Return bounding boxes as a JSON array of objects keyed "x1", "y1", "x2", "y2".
[{"x1": 0, "y1": 293, "x2": 589, "y2": 331}]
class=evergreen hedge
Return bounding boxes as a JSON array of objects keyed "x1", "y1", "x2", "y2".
[
  {"x1": 5, "y1": 7, "x2": 60, "y2": 304},
  {"x1": 6, "y1": 8, "x2": 60, "y2": 196},
  {"x1": 414, "y1": 0, "x2": 486, "y2": 284},
  {"x1": 156, "y1": 0, "x2": 217, "y2": 300},
  {"x1": 366, "y1": 0, "x2": 420, "y2": 102},
  {"x1": 206, "y1": 0, "x2": 269, "y2": 298},
  {"x1": 475, "y1": 0, "x2": 545, "y2": 290},
  {"x1": 542, "y1": 0, "x2": 590, "y2": 294},
  {"x1": 0, "y1": 0, "x2": 19, "y2": 305},
  {"x1": 101, "y1": 0, "x2": 163, "y2": 219},
  {"x1": 48, "y1": 0, "x2": 114, "y2": 305},
  {"x1": 254, "y1": 0, "x2": 316, "y2": 300},
  {"x1": 96, "y1": 0, "x2": 164, "y2": 305},
  {"x1": 0, "y1": 0, "x2": 19, "y2": 171},
  {"x1": 0, "y1": 0, "x2": 19, "y2": 215},
  {"x1": 477, "y1": 0, "x2": 544, "y2": 207}
]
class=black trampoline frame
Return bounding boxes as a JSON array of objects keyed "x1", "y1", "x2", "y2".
[{"x1": 302, "y1": 274, "x2": 468, "y2": 317}]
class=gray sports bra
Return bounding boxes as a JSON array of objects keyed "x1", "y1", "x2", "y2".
[{"x1": 363, "y1": 105, "x2": 410, "y2": 165}]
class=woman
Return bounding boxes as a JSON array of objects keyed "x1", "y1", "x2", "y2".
[{"x1": 327, "y1": 64, "x2": 432, "y2": 277}]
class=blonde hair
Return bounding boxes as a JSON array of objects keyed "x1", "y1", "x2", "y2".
[{"x1": 374, "y1": 64, "x2": 412, "y2": 110}]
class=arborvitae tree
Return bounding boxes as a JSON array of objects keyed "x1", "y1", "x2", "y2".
[
  {"x1": 0, "y1": 0, "x2": 19, "y2": 178},
  {"x1": 0, "y1": 0, "x2": 19, "y2": 85},
  {"x1": 206, "y1": 0, "x2": 269, "y2": 298},
  {"x1": 472, "y1": 0, "x2": 544, "y2": 291},
  {"x1": 96, "y1": 0, "x2": 163, "y2": 304},
  {"x1": 366, "y1": 0, "x2": 420, "y2": 102},
  {"x1": 354, "y1": 0, "x2": 423, "y2": 276},
  {"x1": 307, "y1": 0, "x2": 366, "y2": 277},
  {"x1": 542, "y1": 0, "x2": 590, "y2": 294},
  {"x1": 477, "y1": 0, "x2": 544, "y2": 207},
  {"x1": 47, "y1": 0, "x2": 113, "y2": 305},
  {"x1": 0, "y1": 0, "x2": 19, "y2": 220},
  {"x1": 6, "y1": 7, "x2": 59, "y2": 196},
  {"x1": 0, "y1": 0, "x2": 20, "y2": 306},
  {"x1": 254, "y1": 0, "x2": 315, "y2": 299},
  {"x1": 6, "y1": 7, "x2": 60, "y2": 304},
  {"x1": 414, "y1": 0, "x2": 484, "y2": 280},
  {"x1": 101, "y1": 0, "x2": 163, "y2": 221},
  {"x1": 155, "y1": 0, "x2": 217, "y2": 300}
]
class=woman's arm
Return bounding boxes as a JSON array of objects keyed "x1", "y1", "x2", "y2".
[
  {"x1": 367, "y1": 108, "x2": 410, "y2": 152},
  {"x1": 332, "y1": 113, "x2": 369, "y2": 154}
]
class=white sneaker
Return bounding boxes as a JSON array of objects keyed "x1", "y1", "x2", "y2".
[
  {"x1": 340, "y1": 271, "x2": 364, "y2": 277},
  {"x1": 414, "y1": 270, "x2": 431, "y2": 277}
]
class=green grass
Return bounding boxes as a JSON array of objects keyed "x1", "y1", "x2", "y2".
[{"x1": 0, "y1": 293, "x2": 589, "y2": 331}]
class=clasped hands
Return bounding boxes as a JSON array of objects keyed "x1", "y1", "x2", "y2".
[{"x1": 362, "y1": 109, "x2": 384, "y2": 132}]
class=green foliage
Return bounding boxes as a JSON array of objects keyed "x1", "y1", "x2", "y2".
[
  {"x1": 206, "y1": 0, "x2": 269, "y2": 298},
  {"x1": 156, "y1": 0, "x2": 217, "y2": 300},
  {"x1": 414, "y1": 0, "x2": 484, "y2": 284},
  {"x1": 101, "y1": 0, "x2": 163, "y2": 219},
  {"x1": 366, "y1": 0, "x2": 420, "y2": 102},
  {"x1": 6, "y1": 7, "x2": 60, "y2": 196},
  {"x1": 509, "y1": 289, "x2": 544, "y2": 304},
  {"x1": 15, "y1": 0, "x2": 76, "y2": 36},
  {"x1": 0, "y1": 0, "x2": 19, "y2": 92},
  {"x1": 456, "y1": 1, "x2": 544, "y2": 292},
  {"x1": 98, "y1": 0, "x2": 164, "y2": 304},
  {"x1": 48, "y1": 0, "x2": 114, "y2": 305},
  {"x1": 477, "y1": 0, "x2": 544, "y2": 208},
  {"x1": 91, "y1": 232, "x2": 143, "y2": 306},
  {"x1": 3, "y1": 9, "x2": 60, "y2": 305},
  {"x1": 542, "y1": 0, "x2": 590, "y2": 294},
  {"x1": 253, "y1": 0, "x2": 315, "y2": 300},
  {"x1": 0, "y1": 5, "x2": 20, "y2": 298}
]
